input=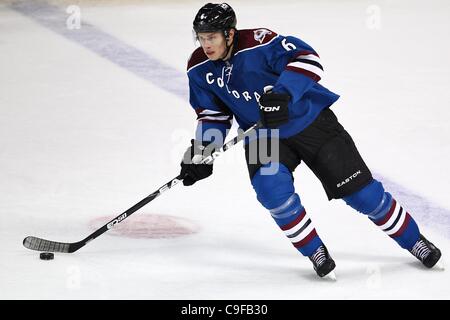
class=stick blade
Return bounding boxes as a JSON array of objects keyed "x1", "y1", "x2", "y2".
[{"x1": 23, "y1": 236, "x2": 71, "y2": 253}]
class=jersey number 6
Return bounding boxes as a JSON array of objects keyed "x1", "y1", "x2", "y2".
[{"x1": 282, "y1": 38, "x2": 297, "y2": 51}]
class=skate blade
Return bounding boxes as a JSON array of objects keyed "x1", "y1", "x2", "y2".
[
  {"x1": 433, "y1": 261, "x2": 445, "y2": 271},
  {"x1": 323, "y1": 271, "x2": 337, "y2": 281}
]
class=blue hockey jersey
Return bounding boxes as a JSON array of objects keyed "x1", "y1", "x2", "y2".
[{"x1": 187, "y1": 28, "x2": 340, "y2": 144}]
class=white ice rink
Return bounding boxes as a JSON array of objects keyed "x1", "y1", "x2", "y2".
[{"x1": 1, "y1": 0, "x2": 449, "y2": 299}]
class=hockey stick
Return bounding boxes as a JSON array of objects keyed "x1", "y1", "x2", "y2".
[{"x1": 23, "y1": 122, "x2": 262, "y2": 253}]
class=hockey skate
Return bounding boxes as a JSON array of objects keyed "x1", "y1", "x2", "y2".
[
  {"x1": 410, "y1": 234, "x2": 443, "y2": 269},
  {"x1": 309, "y1": 245, "x2": 336, "y2": 280}
]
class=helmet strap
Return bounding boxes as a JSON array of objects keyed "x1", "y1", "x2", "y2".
[{"x1": 221, "y1": 29, "x2": 234, "y2": 60}]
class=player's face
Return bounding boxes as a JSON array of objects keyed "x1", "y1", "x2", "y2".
[{"x1": 197, "y1": 32, "x2": 227, "y2": 60}]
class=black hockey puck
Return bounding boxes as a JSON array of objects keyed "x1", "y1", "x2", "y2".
[{"x1": 40, "y1": 252, "x2": 54, "y2": 260}]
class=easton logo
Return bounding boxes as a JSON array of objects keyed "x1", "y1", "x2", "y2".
[
  {"x1": 107, "y1": 213, "x2": 127, "y2": 229},
  {"x1": 337, "y1": 170, "x2": 362, "y2": 188},
  {"x1": 260, "y1": 105, "x2": 281, "y2": 112}
]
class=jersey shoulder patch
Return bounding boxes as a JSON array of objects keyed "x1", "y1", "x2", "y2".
[
  {"x1": 187, "y1": 47, "x2": 208, "y2": 72},
  {"x1": 235, "y1": 28, "x2": 279, "y2": 52}
]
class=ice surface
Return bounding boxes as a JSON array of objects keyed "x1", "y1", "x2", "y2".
[{"x1": 0, "y1": 0, "x2": 449, "y2": 299}]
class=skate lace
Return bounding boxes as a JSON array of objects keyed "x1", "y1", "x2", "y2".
[
  {"x1": 411, "y1": 240, "x2": 431, "y2": 261},
  {"x1": 310, "y1": 246, "x2": 327, "y2": 267}
]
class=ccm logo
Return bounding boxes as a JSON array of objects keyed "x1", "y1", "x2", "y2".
[
  {"x1": 260, "y1": 106, "x2": 281, "y2": 112},
  {"x1": 107, "y1": 213, "x2": 127, "y2": 229}
]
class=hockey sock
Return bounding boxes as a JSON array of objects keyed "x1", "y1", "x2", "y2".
[
  {"x1": 343, "y1": 179, "x2": 420, "y2": 250},
  {"x1": 251, "y1": 163, "x2": 323, "y2": 257},
  {"x1": 369, "y1": 194, "x2": 420, "y2": 250},
  {"x1": 270, "y1": 193, "x2": 323, "y2": 256}
]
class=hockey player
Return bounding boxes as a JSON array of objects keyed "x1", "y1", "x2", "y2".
[{"x1": 179, "y1": 3, "x2": 442, "y2": 278}]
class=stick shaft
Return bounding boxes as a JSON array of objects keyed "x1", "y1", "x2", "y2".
[{"x1": 23, "y1": 122, "x2": 261, "y2": 253}]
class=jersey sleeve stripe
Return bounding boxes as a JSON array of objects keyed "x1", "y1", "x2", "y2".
[
  {"x1": 196, "y1": 109, "x2": 223, "y2": 116},
  {"x1": 195, "y1": 108, "x2": 233, "y2": 123},
  {"x1": 296, "y1": 53, "x2": 321, "y2": 63},
  {"x1": 287, "y1": 61, "x2": 324, "y2": 77},
  {"x1": 284, "y1": 50, "x2": 324, "y2": 81},
  {"x1": 199, "y1": 119, "x2": 233, "y2": 125},
  {"x1": 286, "y1": 64, "x2": 322, "y2": 82},
  {"x1": 198, "y1": 115, "x2": 233, "y2": 122},
  {"x1": 294, "y1": 58, "x2": 324, "y2": 71}
]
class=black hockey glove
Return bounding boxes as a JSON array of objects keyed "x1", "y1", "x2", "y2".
[
  {"x1": 180, "y1": 139, "x2": 215, "y2": 186},
  {"x1": 258, "y1": 91, "x2": 291, "y2": 129}
]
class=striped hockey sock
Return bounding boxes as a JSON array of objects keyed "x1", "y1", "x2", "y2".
[
  {"x1": 270, "y1": 193, "x2": 323, "y2": 257},
  {"x1": 369, "y1": 194, "x2": 420, "y2": 250}
]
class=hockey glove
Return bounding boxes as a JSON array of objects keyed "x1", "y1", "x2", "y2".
[
  {"x1": 180, "y1": 139, "x2": 215, "y2": 186},
  {"x1": 258, "y1": 91, "x2": 291, "y2": 129}
]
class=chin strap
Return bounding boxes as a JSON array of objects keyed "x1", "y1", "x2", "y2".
[{"x1": 221, "y1": 28, "x2": 237, "y2": 60}]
